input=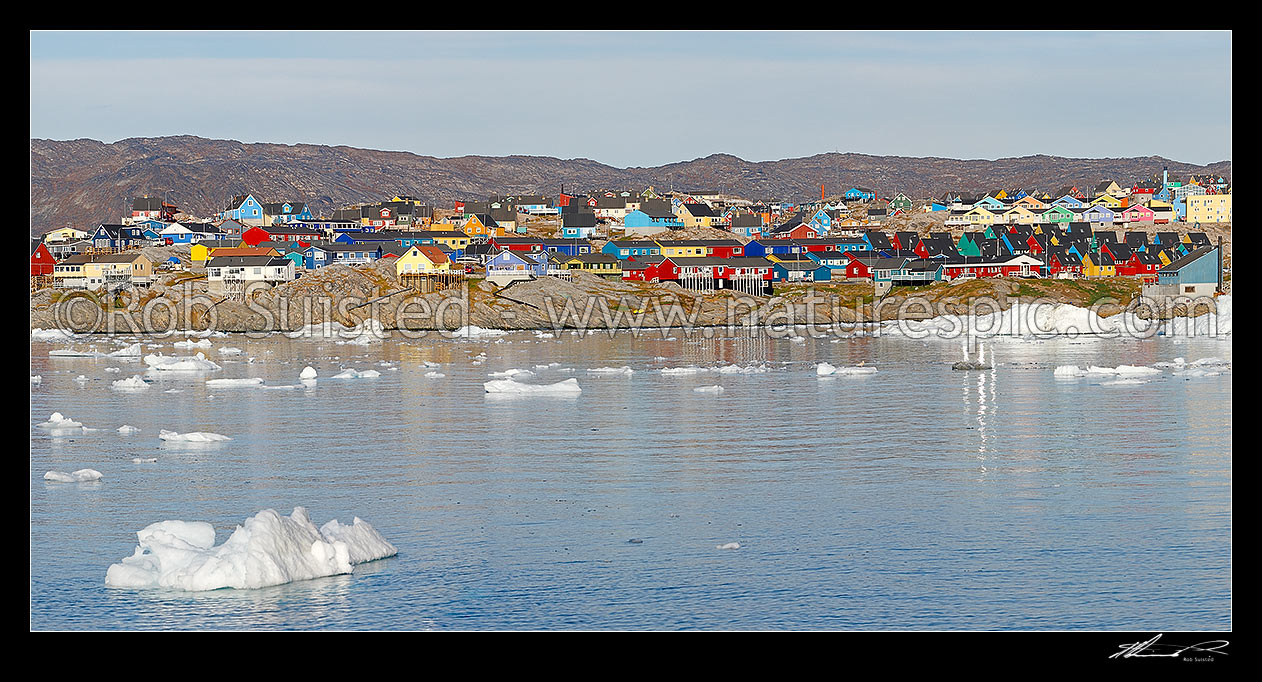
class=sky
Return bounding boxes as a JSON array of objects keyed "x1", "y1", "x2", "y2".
[{"x1": 30, "y1": 31, "x2": 1232, "y2": 167}]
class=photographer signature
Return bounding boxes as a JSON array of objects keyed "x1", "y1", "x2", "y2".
[{"x1": 1110, "y1": 634, "x2": 1229, "y2": 659}]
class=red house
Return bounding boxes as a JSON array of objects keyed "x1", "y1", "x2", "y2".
[
  {"x1": 241, "y1": 226, "x2": 321, "y2": 247},
  {"x1": 31, "y1": 240, "x2": 56, "y2": 276}
]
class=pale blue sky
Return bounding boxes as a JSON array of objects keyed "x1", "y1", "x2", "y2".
[{"x1": 30, "y1": 31, "x2": 1232, "y2": 166}]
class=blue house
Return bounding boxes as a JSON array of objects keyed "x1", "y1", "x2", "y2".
[
  {"x1": 743, "y1": 240, "x2": 801, "y2": 259},
  {"x1": 303, "y1": 243, "x2": 383, "y2": 269},
  {"x1": 1156, "y1": 246, "x2": 1219, "y2": 295},
  {"x1": 219, "y1": 194, "x2": 266, "y2": 225},
  {"x1": 1052, "y1": 195, "x2": 1085, "y2": 208},
  {"x1": 486, "y1": 250, "x2": 548, "y2": 279},
  {"x1": 772, "y1": 260, "x2": 833, "y2": 282},
  {"x1": 560, "y1": 211, "x2": 598, "y2": 239},
  {"x1": 90, "y1": 224, "x2": 149, "y2": 249},
  {"x1": 263, "y1": 202, "x2": 314, "y2": 224},
  {"x1": 602, "y1": 240, "x2": 662, "y2": 261},
  {"x1": 1082, "y1": 205, "x2": 1115, "y2": 225},
  {"x1": 539, "y1": 239, "x2": 593, "y2": 257},
  {"x1": 843, "y1": 187, "x2": 876, "y2": 202},
  {"x1": 623, "y1": 209, "x2": 683, "y2": 234}
]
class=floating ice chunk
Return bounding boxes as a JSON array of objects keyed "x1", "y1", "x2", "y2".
[
  {"x1": 715, "y1": 364, "x2": 770, "y2": 374},
  {"x1": 205, "y1": 378, "x2": 265, "y2": 388},
  {"x1": 790, "y1": 336, "x2": 806, "y2": 344},
  {"x1": 589, "y1": 366, "x2": 633, "y2": 375},
  {"x1": 111, "y1": 375, "x2": 150, "y2": 391},
  {"x1": 331, "y1": 369, "x2": 381, "y2": 379},
  {"x1": 660, "y1": 366, "x2": 706, "y2": 375},
  {"x1": 158, "y1": 430, "x2": 231, "y2": 442},
  {"x1": 110, "y1": 343, "x2": 143, "y2": 357},
  {"x1": 716, "y1": 542, "x2": 741, "y2": 550},
  {"x1": 144, "y1": 353, "x2": 222, "y2": 372},
  {"x1": 105, "y1": 367, "x2": 121, "y2": 373},
  {"x1": 1053, "y1": 365, "x2": 1088, "y2": 378},
  {"x1": 693, "y1": 385, "x2": 725, "y2": 394},
  {"x1": 104, "y1": 507, "x2": 394, "y2": 591},
  {"x1": 483, "y1": 378, "x2": 582, "y2": 394},
  {"x1": 44, "y1": 469, "x2": 103, "y2": 483},
  {"x1": 1173, "y1": 368, "x2": 1222, "y2": 378},
  {"x1": 423, "y1": 371, "x2": 445, "y2": 378},
  {"x1": 74, "y1": 375, "x2": 89, "y2": 383},
  {"x1": 132, "y1": 458, "x2": 157, "y2": 463},
  {"x1": 118, "y1": 425, "x2": 141, "y2": 434},
  {"x1": 318, "y1": 518, "x2": 398, "y2": 565},
  {"x1": 488, "y1": 368, "x2": 534, "y2": 379},
  {"x1": 1100, "y1": 378, "x2": 1148, "y2": 386},
  {"x1": 817, "y1": 362, "x2": 877, "y2": 376},
  {"x1": 31, "y1": 375, "x2": 41, "y2": 384},
  {"x1": 38, "y1": 412, "x2": 83, "y2": 429},
  {"x1": 299, "y1": 366, "x2": 318, "y2": 380},
  {"x1": 1191, "y1": 357, "x2": 1228, "y2": 366},
  {"x1": 217, "y1": 347, "x2": 244, "y2": 356},
  {"x1": 534, "y1": 331, "x2": 555, "y2": 339},
  {"x1": 173, "y1": 339, "x2": 213, "y2": 349},
  {"x1": 533, "y1": 363, "x2": 560, "y2": 369}
]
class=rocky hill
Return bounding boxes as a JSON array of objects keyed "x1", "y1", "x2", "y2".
[{"x1": 30, "y1": 136, "x2": 1232, "y2": 235}]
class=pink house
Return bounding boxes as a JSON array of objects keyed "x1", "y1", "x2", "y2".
[{"x1": 1121, "y1": 205, "x2": 1154, "y2": 223}]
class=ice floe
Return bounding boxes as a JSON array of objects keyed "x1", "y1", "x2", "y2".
[
  {"x1": 158, "y1": 430, "x2": 232, "y2": 442},
  {"x1": 217, "y1": 347, "x2": 244, "y2": 356},
  {"x1": 38, "y1": 412, "x2": 84, "y2": 429},
  {"x1": 144, "y1": 353, "x2": 222, "y2": 372},
  {"x1": 423, "y1": 371, "x2": 445, "y2": 378},
  {"x1": 716, "y1": 542, "x2": 741, "y2": 550},
  {"x1": 205, "y1": 378, "x2": 265, "y2": 388},
  {"x1": 44, "y1": 469, "x2": 103, "y2": 483},
  {"x1": 693, "y1": 385, "x2": 725, "y2": 394},
  {"x1": 484, "y1": 378, "x2": 582, "y2": 395},
  {"x1": 331, "y1": 369, "x2": 381, "y2": 379},
  {"x1": 589, "y1": 366, "x2": 634, "y2": 375},
  {"x1": 31, "y1": 328, "x2": 78, "y2": 342},
  {"x1": 30, "y1": 375, "x2": 41, "y2": 384},
  {"x1": 299, "y1": 366, "x2": 318, "y2": 380},
  {"x1": 104, "y1": 507, "x2": 397, "y2": 591},
  {"x1": 452, "y1": 326, "x2": 509, "y2": 338},
  {"x1": 117, "y1": 425, "x2": 140, "y2": 434},
  {"x1": 173, "y1": 339, "x2": 213, "y2": 350},
  {"x1": 816, "y1": 362, "x2": 877, "y2": 376},
  {"x1": 488, "y1": 368, "x2": 534, "y2": 379},
  {"x1": 111, "y1": 375, "x2": 151, "y2": 391}
]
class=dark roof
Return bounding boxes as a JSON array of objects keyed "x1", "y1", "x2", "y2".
[{"x1": 1159, "y1": 246, "x2": 1216, "y2": 273}]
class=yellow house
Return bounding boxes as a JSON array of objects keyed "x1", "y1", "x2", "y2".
[
  {"x1": 1156, "y1": 249, "x2": 1174, "y2": 266},
  {"x1": 1080, "y1": 253, "x2": 1115, "y2": 278},
  {"x1": 1090, "y1": 194, "x2": 1123, "y2": 208},
  {"x1": 53, "y1": 253, "x2": 153, "y2": 289},
  {"x1": 1002, "y1": 206, "x2": 1038, "y2": 225},
  {"x1": 424, "y1": 231, "x2": 470, "y2": 251},
  {"x1": 550, "y1": 253, "x2": 622, "y2": 277},
  {"x1": 394, "y1": 245, "x2": 452, "y2": 277},
  {"x1": 964, "y1": 206, "x2": 997, "y2": 226},
  {"x1": 43, "y1": 227, "x2": 89, "y2": 243},
  {"x1": 994, "y1": 190, "x2": 1008, "y2": 200},
  {"x1": 675, "y1": 203, "x2": 719, "y2": 229},
  {"x1": 1186, "y1": 194, "x2": 1232, "y2": 224},
  {"x1": 1094, "y1": 180, "x2": 1123, "y2": 198},
  {"x1": 655, "y1": 240, "x2": 710, "y2": 258}
]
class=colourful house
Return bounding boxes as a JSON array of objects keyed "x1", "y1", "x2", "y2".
[{"x1": 394, "y1": 246, "x2": 452, "y2": 276}]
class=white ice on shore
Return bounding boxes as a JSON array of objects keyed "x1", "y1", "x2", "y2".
[
  {"x1": 158, "y1": 430, "x2": 231, "y2": 442},
  {"x1": 44, "y1": 469, "x2": 104, "y2": 483},
  {"x1": 31, "y1": 328, "x2": 78, "y2": 342},
  {"x1": 111, "y1": 375, "x2": 151, "y2": 391},
  {"x1": 484, "y1": 377, "x2": 582, "y2": 394},
  {"x1": 104, "y1": 507, "x2": 397, "y2": 591},
  {"x1": 452, "y1": 325, "x2": 509, "y2": 338},
  {"x1": 299, "y1": 366, "x2": 318, "y2": 380},
  {"x1": 144, "y1": 353, "x2": 222, "y2": 372}
]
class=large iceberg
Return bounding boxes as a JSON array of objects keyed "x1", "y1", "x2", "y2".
[
  {"x1": 44, "y1": 468, "x2": 104, "y2": 483},
  {"x1": 104, "y1": 507, "x2": 397, "y2": 591}
]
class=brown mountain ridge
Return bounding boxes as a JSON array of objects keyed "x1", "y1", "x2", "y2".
[{"x1": 30, "y1": 136, "x2": 1232, "y2": 235}]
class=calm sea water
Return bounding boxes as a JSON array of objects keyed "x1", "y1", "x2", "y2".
[{"x1": 29, "y1": 327, "x2": 1232, "y2": 630}]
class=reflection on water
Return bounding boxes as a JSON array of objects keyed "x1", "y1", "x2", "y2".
[{"x1": 31, "y1": 329, "x2": 1232, "y2": 630}]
